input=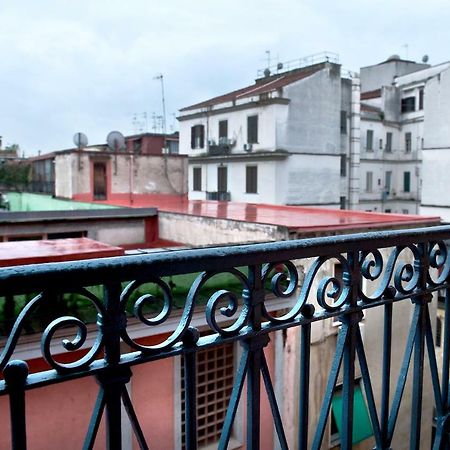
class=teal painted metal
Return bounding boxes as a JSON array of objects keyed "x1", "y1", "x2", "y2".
[{"x1": 0, "y1": 225, "x2": 449, "y2": 448}]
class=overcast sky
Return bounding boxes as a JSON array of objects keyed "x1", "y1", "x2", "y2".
[{"x1": 1, "y1": 0, "x2": 449, "y2": 155}]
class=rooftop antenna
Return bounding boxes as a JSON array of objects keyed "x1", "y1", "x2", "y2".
[
  {"x1": 402, "y1": 43, "x2": 409, "y2": 60},
  {"x1": 154, "y1": 74, "x2": 167, "y2": 137},
  {"x1": 265, "y1": 50, "x2": 271, "y2": 68}
]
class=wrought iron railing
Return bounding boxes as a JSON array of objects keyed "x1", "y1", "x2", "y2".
[{"x1": 0, "y1": 226, "x2": 449, "y2": 449}]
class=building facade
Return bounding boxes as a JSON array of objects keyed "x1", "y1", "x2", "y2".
[
  {"x1": 178, "y1": 56, "x2": 356, "y2": 209},
  {"x1": 359, "y1": 56, "x2": 450, "y2": 215}
]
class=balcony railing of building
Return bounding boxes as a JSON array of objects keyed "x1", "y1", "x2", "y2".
[{"x1": 0, "y1": 226, "x2": 449, "y2": 449}]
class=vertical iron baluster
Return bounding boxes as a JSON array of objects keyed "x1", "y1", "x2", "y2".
[
  {"x1": 102, "y1": 282, "x2": 125, "y2": 450},
  {"x1": 4, "y1": 360, "x2": 29, "y2": 450},
  {"x1": 442, "y1": 288, "x2": 450, "y2": 408},
  {"x1": 311, "y1": 323, "x2": 348, "y2": 450},
  {"x1": 298, "y1": 323, "x2": 311, "y2": 449},
  {"x1": 410, "y1": 242, "x2": 430, "y2": 450},
  {"x1": 246, "y1": 264, "x2": 266, "y2": 450},
  {"x1": 381, "y1": 302, "x2": 392, "y2": 448},
  {"x1": 340, "y1": 251, "x2": 360, "y2": 450},
  {"x1": 443, "y1": 288, "x2": 450, "y2": 450},
  {"x1": 340, "y1": 316, "x2": 358, "y2": 450},
  {"x1": 182, "y1": 327, "x2": 199, "y2": 450}
]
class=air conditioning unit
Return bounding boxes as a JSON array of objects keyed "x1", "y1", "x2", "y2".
[{"x1": 244, "y1": 143, "x2": 253, "y2": 152}]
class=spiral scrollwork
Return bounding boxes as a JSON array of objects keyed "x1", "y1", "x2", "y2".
[
  {"x1": 119, "y1": 277, "x2": 183, "y2": 352},
  {"x1": 0, "y1": 288, "x2": 105, "y2": 373},
  {"x1": 261, "y1": 261, "x2": 302, "y2": 322},
  {"x1": 428, "y1": 240, "x2": 450, "y2": 285},
  {"x1": 41, "y1": 315, "x2": 103, "y2": 372},
  {"x1": 393, "y1": 245, "x2": 420, "y2": 294},
  {"x1": 203, "y1": 269, "x2": 251, "y2": 336}
]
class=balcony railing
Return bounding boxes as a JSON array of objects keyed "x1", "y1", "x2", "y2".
[{"x1": 0, "y1": 226, "x2": 449, "y2": 449}]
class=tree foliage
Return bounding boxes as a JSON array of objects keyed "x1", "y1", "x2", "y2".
[{"x1": 0, "y1": 161, "x2": 31, "y2": 191}]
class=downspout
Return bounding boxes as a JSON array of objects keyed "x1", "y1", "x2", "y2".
[{"x1": 349, "y1": 75, "x2": 361, "y2": 209}]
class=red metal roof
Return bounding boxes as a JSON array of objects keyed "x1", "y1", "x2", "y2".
[
  {"x1": 0, "y1": 238, "x2": 124, "y2": 267},
  {"x1": 180, "y1": 66, "x2": 323, "y2": 111},
  {"x1": 94, "y1": 195, "x2": 440, "y2": 233},
  {"x1": 361, "y1": 89, "x2": 382, "y2": 100}
]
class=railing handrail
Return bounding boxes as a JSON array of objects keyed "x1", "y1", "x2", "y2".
[{"x1": 0, "y1": 224, "x2": 447, "y2": 295}]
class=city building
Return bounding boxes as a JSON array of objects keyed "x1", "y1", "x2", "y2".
[
  {"x1": 28, "y1": 132, "x2": 187, "y2": 204},
  {"x1": 178, "y1": 53, "x2": 358, "y2": 209},
  {"x1": 359, "y1": 56, "x2": 450, "y2": 216}
]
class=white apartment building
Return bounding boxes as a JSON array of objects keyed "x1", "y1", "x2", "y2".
[
  {"x1": 359, "y1": 56, "x2": 450, "y2": 216},
  {"x1": 178, "y1": 55, "x2": 357, "y2": 209}
]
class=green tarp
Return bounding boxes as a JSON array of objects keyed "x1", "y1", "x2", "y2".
[{"x1": 331, "y1": 384, "x2": 373, "y2": 444}]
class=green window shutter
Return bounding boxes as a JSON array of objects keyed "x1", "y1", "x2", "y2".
[{"x1": 331, "y1": 384, "x2": 373, "y2": 444}]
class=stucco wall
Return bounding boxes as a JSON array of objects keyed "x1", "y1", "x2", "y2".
[
  {"x1": 55, "y1": 152, "x2": 188, "y2": 200},
  {"x1": 277, "y1": 65, "x2": 341, "y2": 154},
  {"x1": 282, "y1": 154, "x2": 341, "y2": 205},
  {"x1": 158, "y1": 212, "x2": 288, "y2": 246}
]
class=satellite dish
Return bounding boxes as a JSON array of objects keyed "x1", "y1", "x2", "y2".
[
  {"x1": 73, "y1": 132, "x2": 88, "y2": 149},
  {"x1": 422, "y1": 55, "x2": 429, "y2": 63},
  {"x1": 263, "y1": 68, "x2": 271, "y2": 77},
  {"x1": 277, "y1": 62, "x2": 283, "y2": 71},
  {"x1": 106, "y1": 131, "x2": 125, "y2": 151}
]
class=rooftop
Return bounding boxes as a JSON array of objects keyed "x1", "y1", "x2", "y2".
[
  {"x1": 94, "y1": 195, "x2": 440, "y2": 233},
  {"x1": 179, "y1": 64, "x2": 326, "y2": 112}
]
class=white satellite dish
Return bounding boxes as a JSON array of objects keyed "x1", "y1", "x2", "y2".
[
  {"x1": 73, "y1": 132, "x2": 88, "y2": 149},
  {"x1": 106, "y1": 131, "x2": 125, "y2": 151}
]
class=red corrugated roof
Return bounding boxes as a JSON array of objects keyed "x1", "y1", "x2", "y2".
[
  {"x1": 361, "y1": 89, "x2": 382, "y2": 100},
  {"x1": 180, "y1": 66, "x2": 323, "y2": 111}
]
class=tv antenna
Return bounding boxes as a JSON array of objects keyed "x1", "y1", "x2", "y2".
[{"x1": 154, "y1": 74, "x2": 167, "y2": 136}]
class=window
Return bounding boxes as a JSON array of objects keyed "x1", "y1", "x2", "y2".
[
  {"x1": 419, "y1": 89, "x2": 424, "y2": 110},
  {"x1": 191, "y1": 125, "x2": 205, "y2": 149},
  {"x1": 330, "y1": 382, "x2": 373, "y2": 445},
  {"x1": 385, "y1": 132, "x2": 392, "y2": 152},
  {"x1": 219, "y1": 120, "x2": 228, "y2": 140},
  {"x1": 340, "y1": 196, "x2": 346, "y2": 210},
  {"x1": 385, "y1": 209, "x2": 391, "y2": 213},
  {"x1": 93, "y1": 162, "x2": 107, "y2": 200},
  {"x1": 405, "y1": 132, "x2": 412, "y2": 153},
  {"x1": 385, "y1": 171, "x2": 392, "y2": 193},
  {"x1": 218, "y1": 166, "x2": 228, "y2": 192},
  {"x1": 193, "y1": 167, "x2": 202, "y2": 191},
  {"x1": 402, "y1": 209, "x2": 409, "y2": 215},
  {"x1": 168, "y1": 140, "x2": 179, "y2": 154},
  {"x1": 366, "y1": 130, "x2": 373, "y2": 151},
  {"x1": 340, "y1": 154, "x2": 347, "y2": 177},
  {"x1": 247, "y1": 115, "x2": 258, "y2": 144},
  {"x1": 404, "y1": 171, "x2": 411, "y2": 192},
  {"x1": 379, "y1": 139, "x2": 383, "y2": 150},
  {"x1": 340, "y1": 110, "x2": 347, "y2": 134},
  {"x1": 246, "y1": 166, "x2": 257, "y2": 193},
  {"x1": 181, "y1": 343, "x2": 235, "y2": 449},
  {"x1": 401, "y1": 96, "x2": 416, "y2": 113},
  {"x1": 133, "y1": 139, "x2": 142, "y2": 153},
  {"x1": 366, "y1": 171, "x2": 373, "y2": 192}
]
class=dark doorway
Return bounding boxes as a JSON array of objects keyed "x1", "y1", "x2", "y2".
[{"x1": 93, "y1": 162, "x2": 107, "y2": 200}]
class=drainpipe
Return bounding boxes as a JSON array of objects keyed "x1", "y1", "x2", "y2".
[{"x1": 349, "y1": 75, "x2": 361, "y2": 209}]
